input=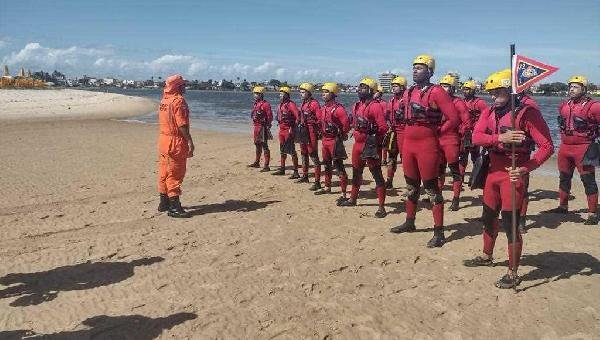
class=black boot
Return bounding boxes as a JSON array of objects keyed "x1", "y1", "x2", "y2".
[
  {"x1": 385, "y1": 178, "x2": 393, "y2": 189},
  {"x1": 375, "y1": 207, "x2": 387, "y2": 218},
  {"x1": 309, "y1": 182, "x2": 321, "y2": 191},
  {"x1": 288, "y1": 170, "x2": 300, "y2": 179},
  {"x1": 427, "y1": 228, "x2": 446, "y2": 248},
  {"x1": 584, "y1": 213, "x2": 598, "y2": 225},
  {"x1": 519, "y1": 217, "x2": 527, "y2": 234},
  {"x1": 247, "y1": 161, "x2": 260, "y2": 168},
  {"x1": 390, "y1": 218, "x2": 416, "y2": 233},
  {"x1": 338, "y1": 198, "x2": 356, "y2": 207},
  {"x1": 158, "y1": 193, "x2": 169, "y2": 212},
  {"x1": 296, "y1": 175, "x2": 309, "y2": 183},
  {"x1": 272, "y1": 167, "x2": 285, "y2": 176},
  {"x1": 167, "y1": 196, "x2": 191, "y2": 218},
  {"x1": 259, "y1": 166, "x2": 271, "y2": 172},
  {"x1": 449, "y1": 197, "x2": 460, "y2": 211}
]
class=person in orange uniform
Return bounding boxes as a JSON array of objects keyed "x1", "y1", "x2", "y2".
[
  {"x1": 438, "y1": 74, "x2": 471, "y2": 211},
  {"x1": 248, "y1": 86, "x2": 273, "y2": 172},
  {"x1": 384, "y1": 76, "x2": 408, "y2": 188},
  {"x1": 298, "y1": 83, "x2": 323, "y2": 190},
  {"x1": 157, "y1": 74, "x2": 195, "y2": 218}
]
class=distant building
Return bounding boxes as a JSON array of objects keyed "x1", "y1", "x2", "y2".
[
  {"x1": 103, "y1": 78, "x2": 117, "y2": 85},
  {"x1": 378, "y1": 73, "x2": 396, "y2": 92}
]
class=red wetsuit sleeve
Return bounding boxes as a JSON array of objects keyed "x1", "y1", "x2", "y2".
[
  {"x1": 477, "y1": 98, "x2": 490, "y2": 113},
  {"x1": 263, "y1": 101, "x2": 273, "y2": 126},
  {"x1": 433, "y1": 87, "x2": 459, "y2": 134},
  {"x1": 522, "y1": 108, "x2": 555, "y2": 172},
  {"x1": 289, "y1": 101, "x2": 300, "y2": 124},
  {"x1": 455, "y1": 98, "x2": 472, "y2": 134},
  {"x1": 311, "y1": 100, "x2": 322, "y2": 126},
  {"x1": 336, "y1": 105, "x2": 351, "y2": 135},
  {"x1": 370, "y1": 101, "x2": 388, "y2": 136},
  {"x1": 589, "y1": 101, "x2": 600, "y2": 125},
  {"x1": 173, "y1": 97, "x2": 190, "y2": 128},
  {"x1": 472, "y1": 108, "x2": 500, "y2": 147}
]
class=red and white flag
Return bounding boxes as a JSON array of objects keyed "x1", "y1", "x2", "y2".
[{"x1": 511, "y1": 55, "x2": 559, "y2": 94}]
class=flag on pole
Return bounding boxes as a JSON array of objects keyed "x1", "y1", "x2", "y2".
[{"x1": 511, "y1": 55, "x2": 559, "y2": 94}]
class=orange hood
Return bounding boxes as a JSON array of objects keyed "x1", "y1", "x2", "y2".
[{"x1": 164, "y1": 74, "x2": 185, "y2": 95}]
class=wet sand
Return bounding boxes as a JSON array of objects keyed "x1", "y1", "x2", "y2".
[{"x1": 0, "y1": 92, "x2": 599, "y2": 339}]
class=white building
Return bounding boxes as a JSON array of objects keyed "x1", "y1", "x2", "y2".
[{"x1": 378, "y1": 73, "x2": 396, "y2": 92}]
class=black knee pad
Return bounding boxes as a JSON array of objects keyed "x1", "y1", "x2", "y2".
[
  {"x1": 449, "y1": 162, "x2": 461, "y2": 181},
  {"x1": 500, "y1": 210, "x2": 521, "y2": 243},
  {"x1": 323, "y1": 160, "x2": 333, "y2": 173},
  {"x1": 423, "y1": 179, "x2": 443, "y2": 204},
  {"x1": 370, "y1": 166, "x2": 385, "y2": 187},
  {"x1": 352, "y1": 167, "x2": 364, "y2": 185},
  {"x1": 581, "y1": 173, "x2": 598, "y2": 195},
  {"x1": 405, "y1": 177, "x2": 420, "y2": 203},
  {"x1": 559, "y1": 171, "x2": 573, "y2": 193},
  {"x1": 482, "y1": 204, "x2": 499, "y2": 234},
  {"x1": 334, "y1": 160, "x2": 346, "y2": 175}
]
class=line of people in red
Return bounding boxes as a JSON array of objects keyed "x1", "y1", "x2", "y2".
[{"x1": 242, "y1": 54, "x2": 599, "y2": 289}]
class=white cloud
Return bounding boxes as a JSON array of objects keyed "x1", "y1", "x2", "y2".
[{"x1": 254, "y1": 61, "x2": 276, "y2": 73}]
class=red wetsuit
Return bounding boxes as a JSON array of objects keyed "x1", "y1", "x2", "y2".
[
  {"x1": 349, "y1": 99, "x2": 388, "y2": 208},
  {"x1": 385, "y1": 94, "x2": 406, "y2": 183},
  {"x1": 277, "y1": 99, "x2": 300, "y2": 170},
  {"x1": 556, "y1": 97, "x2": 600, "y2": 213},
  {"x1": 473, "y1": 102, "x2": 554, "y2": 271},
  {"x1": 439, "y1": 96, "x2": 471, "y2": 200},
  {"x1": 401, "y1": 84, "x2": 459, "y2": 229},
  {"x1": 320, "y1": 100, "x2": 351, "y2": 192},
  {"x1": 299, "y1": 98, "x2": 322, "y2": 181},
  {"x1": 460, "y1": 96, "x2": 489, "y2": 175},
  {"x1": 251, "y1": 98, "x2": 273, "y2": 167}
]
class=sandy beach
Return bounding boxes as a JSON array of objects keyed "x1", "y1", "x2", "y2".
[{"x1": 0, "y1": 90, "x2": 599, "y2": 339}]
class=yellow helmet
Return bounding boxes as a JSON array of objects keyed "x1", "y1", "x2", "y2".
[
  {"x1": 252, "y1": 86, "x2": 266, "y2": 94},
  {"x1": 413, "y1": 54, "x2": 435, "y2": 71},
  {"x1": 391, "y1": 76, "x2": 407, "y2": 87},
  {"x1": 568, "y1": 75, "x2": 588, "y2": 87},
  {"x1": 321, "y1": 82, "x2": 340, "y2": 95},
  {"x1": 439, "y1": 74, "x2": 457, "y2": 86},
  {"x1": 359, "y1": 77, "x2": 377, "y2": 92},
  {"x1": 377, "y1": 84, "x2": 384, "y2": 93},
  {"x1": 484, "y1": 69, "x2": 512, "y2": 91},
  {"x1": 279, "y1": 86, "x2": 291, "y2": 95},
  {"x1": 299, "y1": 82, "x2": 314, "y2": 93},
  {"x1": 462, "y1": 80, "x2": 477, "y2": 90}
]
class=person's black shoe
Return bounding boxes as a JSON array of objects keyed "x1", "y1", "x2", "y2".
[
  {"x1": 247, "y1": 161, "x2": 260, "y2": 168},
  {"x1": 259, "y1": 166, "x2": 271, "y2": 172},
  {"x1": 463, "y1": 256, "x2": 494, "y2": 267},
  {"x1": 336, "y1": 196, "x2": 349, "y2": 205},
  {"x1": 272, "y1": 167, "x2": 285, "y2": 176},
  {"x1": 518, "y1": 217, "x2": 527, "y2": 234},
  {"x1": 338, "y1": 199, "x2": 356, "y2": 207},
  {"x1": 544, "y1": 206, "x2": 568, "y2": 214},
  {"x1": 288, "y1": 171, "x2": 300, "y2": 179},
  {"x1": 427, "y1": 230, "x2": 446, "y2": 248},
  {"x1": 167, "y1": 196, "x2": 191, "y2": 218},
  {"x1": 385, "y1": 178, "x2": 393, "y2": 189},
  {"x1": 158, "y1": 193, "x2": 169, "y2": 212},
  {"x1": 314, "y1": 187, "x2": 332, "y2": 195},
  {"x1": 584, "y1": 213, "x2": 598, "y2": 225},
  {"x1": 309, "y1": 182, "x2": 322, "y2": 191},
  {"x1": 449, "y1": 197, "x2": 460, "y2": 211},
  {"x1": 495, "y1": 274, "x2": 521, "y2": 289},
  {"x1": 390, "y1": 219, "x2": 416, "y2": 233},
  {"x1": 296, "y1": 175, "x2": 309, "y2": 183},
  {"x1": 374, "y1": 207, "x2": 387, "y2": 218}
]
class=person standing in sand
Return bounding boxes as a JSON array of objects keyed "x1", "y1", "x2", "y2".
[
  {"x1": 297, "y1": 83, "x2": 323, "y2": 190},
  {"x1": 248, "y1": 86, "x2": 273, "y2": 171},
  {"x1": 544, "y1": 75, "x2": 600, "y2": 225},
  {"x1": 463, "y1": 69, "x2": 554, "y2": 289},
  {"x1": 157, "y1": 74, "x2": 194, "y2": 218}
]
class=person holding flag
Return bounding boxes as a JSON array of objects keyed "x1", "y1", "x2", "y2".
[
  {"x1": 544, "y1": 75, "x2": 600, "y2": 225},
  {"x1": 463, "y1": 68, "x2": 554, "y2": 289},
  {"x1": 389, "y1": 55, "x2": 460, "y2": 248}
]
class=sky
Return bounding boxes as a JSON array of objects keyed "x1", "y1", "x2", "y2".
[{"x1": 1, "y1": 0, "x2": 599, "y2": 84}]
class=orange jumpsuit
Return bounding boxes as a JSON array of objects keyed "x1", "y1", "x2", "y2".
[{"x1": 157, "y1": 76, "x2": 190, "y2": 198}]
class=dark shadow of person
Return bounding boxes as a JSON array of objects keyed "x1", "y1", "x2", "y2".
[
  {"x1": 4, "y1": 312, "x2": 197, "y2": 340},
  {"x1": 0, "y1": 329, "x2": 35, "y2": 340},
  {"x1": 495, "y1": 251, "x2": 600, "y2": 291},
  {"x1": 185, "y1": 199, "x2": 280, "y2": 216},
  {"x1": 0, "y1": 257, "x2": 164, "y2": 307}
]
